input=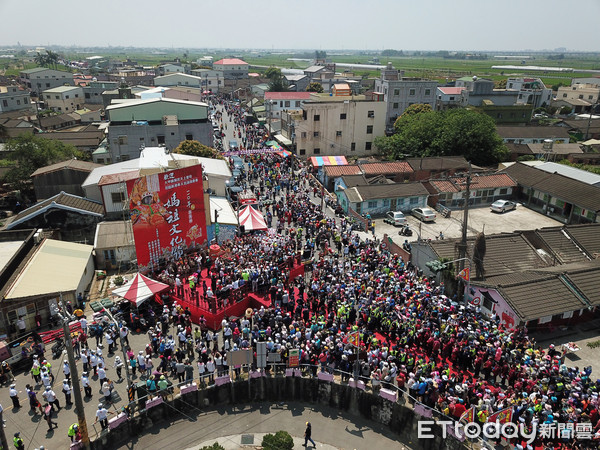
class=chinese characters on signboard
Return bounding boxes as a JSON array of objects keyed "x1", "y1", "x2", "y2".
[{"x1": 127, "y1": 165, "x2": 207, "y2": 272}]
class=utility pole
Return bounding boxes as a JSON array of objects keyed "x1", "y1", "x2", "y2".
[
  {"x1": 457, "y1": 163, "x2": 472, "y2": 302},
  {"x1": 0, "y1": 406, "x2": 8, "y2": 450},
  {"x1": 60, "y1": 295, "x2": 90, "y2": 450}
]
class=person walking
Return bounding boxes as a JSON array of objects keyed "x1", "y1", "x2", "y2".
[
  {"x1": 42, "y1": 386, "x2": 60, "y2": 412},
  {"x1": 27, "y1": 384, "x2": 44, "y2": 415},
  {"x1": 304, "y1": 422, "x2": 316, "y2": 447},
  {"x1": 43, "y1": 405, "x2": 58, "y2": 432}
]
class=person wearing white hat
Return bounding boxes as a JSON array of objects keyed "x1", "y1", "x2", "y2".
[
  {"x1": 9, "y1": 383, "x2": 20, "y2": 408},
  {"x1": 62, "y1": 379, "x2": 73, "y2": 406}
]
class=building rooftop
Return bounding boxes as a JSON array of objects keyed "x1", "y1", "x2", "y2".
[
  {"x1": 345, "y1": 182, "x2": 429, "y2": 203},
  {"x1": 534, "y1": 162, "x2": 600, "y2": 185},
  {"x1": 214, "y1": 58, "x2": 248, "y2": 66},
  {"x1": 438, "y1": 87, "x2": 466, "y2": 95},
  {"x1": 323, "y1": 165, "x2": 362, "y2": 178},
  {"x1": 527, "y1": 143, "x2": 583, "y2": 155},
  {"x1": 94, "y1": 220, "x2": 133, "y2": 250},
  {"x1": 42, "y1": 85, "x2": 81, "y2": 94},
  {"x1": 502, "y1": 162, "x2": 600, "y2": 212},
  {"x1": 264, "y1": 92, "x2": 311, "y2": 101},
  {"x1": 31, "y1": 159, "x2": 102, "y2": 177},
  {"x1": 406, "y1": 156, "x2": 469, "y2": 172},
  {"x1": 429, "y1": 233, "x2": 548, "y2": 279},
  {"x1": 360, "y1": 161, "x2": 414, "y2": 175},
  {"x1": 5, "y1": 239, "x2": 93, "y2": 300},
  {"x1": 496, "y1": 126, "x2": 571, "y2": 140},
  {"x1": 6, "y1": 192, "x2": 104, "y2": 230}
]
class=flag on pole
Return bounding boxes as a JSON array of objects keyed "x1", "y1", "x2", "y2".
[
  {"x1": 346, "y1": 331, "x2": 360, "y2": 347},
  {"x1": 459, "y1": 406, "x2": 475, "y2": 423},
  {"x1": 488, "y1": 406, "x2": 513, "y2": 424},
  {"x1": 457, "y1": 267, "x2": 470, "y2": 282}
]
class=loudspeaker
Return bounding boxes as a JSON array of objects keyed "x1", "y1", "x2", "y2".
[{"x1": 239, "y1": 225, "x2": 246, "y2": 234}]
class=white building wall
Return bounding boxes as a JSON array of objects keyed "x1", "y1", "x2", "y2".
[{"x1": 295, "y1": 100, "x2": 386, "y2": 157}]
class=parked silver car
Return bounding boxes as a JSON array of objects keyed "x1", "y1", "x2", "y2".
[
  {"x1": 411, "y1": 207, "x2": 436, "y2": 222},
  {"x1": 490, "y1": 199, "x2": 516, "y2": 213}
]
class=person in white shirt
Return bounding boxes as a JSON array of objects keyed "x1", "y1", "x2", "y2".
[
  {"x1": 62, "y1": 379, "x2": 72, "y2": 406},
  {"x1": 42, "y1": 386, "x2": 60, "y2": 411},
  {"x1": 113, "y1": 356, "x2": 124, "y2": 380},
  {"x1": 95, "y1": 404, "x2": 109, "y2": 429},
  {"x1": 79, "y1": 317, "x2": 88, "y2": 334},
  {"x1": 81, "y1": 372, "x2": 92, "y2": 398},
  {"x1": 97, "y1": 364, "x2": 107, "y2": 387},
  {"x1": 63, "y1": 360, "x2": 71, "y2": 382}
]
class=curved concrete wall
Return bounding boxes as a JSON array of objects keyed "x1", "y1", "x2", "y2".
[{"x1": 94, "y1": 377, "x2": 467, "y2": 450}]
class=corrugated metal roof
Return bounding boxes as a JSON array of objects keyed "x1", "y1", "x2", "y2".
[
  {"x1": 6, "y1": 239, "x2": 93, "y2": 300},
  {"x1": 94, "y1": 220, "x2": 133, "y2": 249}
]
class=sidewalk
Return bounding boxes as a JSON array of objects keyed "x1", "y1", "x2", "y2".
[{"x1": 190, "y1": 433, "x2": 338, "y2": 450}]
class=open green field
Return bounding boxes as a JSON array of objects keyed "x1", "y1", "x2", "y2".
[{"x1": 2, "y1": 48, "x2": 599, "y2": 88}]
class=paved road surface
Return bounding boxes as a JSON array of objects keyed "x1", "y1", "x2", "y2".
[{"x1": 116, "y1": 402, "x2": 410, "y2": 450}]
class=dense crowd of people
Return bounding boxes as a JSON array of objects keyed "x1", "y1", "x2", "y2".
[{"x1": 7, "y1": 95, "x2": 599, "y2": 450}]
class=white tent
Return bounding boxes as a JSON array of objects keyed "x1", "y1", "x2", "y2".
[{"x1": 238, "y1": 205, "x2": 268, "y2": 231}]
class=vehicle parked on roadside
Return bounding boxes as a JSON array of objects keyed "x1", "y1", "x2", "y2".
[
  {"x1": 383, "y1": 211, "x2": 407, "y2": 226},
  {"x1": 411, "y1": 207, "x2": 436, "y2": 222},
  {"x1": 490, "y1": 199, "x2": 516, "y2": 213}
]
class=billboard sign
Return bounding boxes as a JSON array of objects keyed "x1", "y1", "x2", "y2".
[
  {"x1": 288, "y1": 348, "x2": 299, "y2": 367},
  {"x1": 127, "y1": 165, "x2": 207, "y2": 272}
]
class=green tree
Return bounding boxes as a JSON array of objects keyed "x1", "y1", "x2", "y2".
[
  {"x1": 315, "y1": 50, "x2": 327, "y2": 60},
  {"x1": 376, "y1": 108, "x2": 508, "y2": 166},
  {"x1": 198, "y1": 443, "x2": 225, "y2": 450},
  {"x1": 306, "y1": 82, "x2": 323, "y2": 93},
  {"x1": 261, "y1": 431, "x2": 294, "y2": 450},
  {"x1": 3, "y1": 133, "x2": 86, "y2": 192},
  {"x1": 265, "y1": 67, "x2": 288, "y2": 92},
  {"x1": 399, "y1": 103, "x2": 432, "y2": 118},
  {"x1": 173, "y1": 140, "x2": 224, "y2": 159},
  {"x1": 559, "y1": 106, "x2": 572, "y2": 115},
  {"x1": 0, "y1": 124, "x2": 9, "y2": 142}
]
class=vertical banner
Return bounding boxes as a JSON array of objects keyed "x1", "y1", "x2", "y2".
[
  {"x1": 288, "y1": 348, "x2": 300, "y2": 368},
  {"x1": 127, "y1": 165, "x2": 207, "y2": 273}
]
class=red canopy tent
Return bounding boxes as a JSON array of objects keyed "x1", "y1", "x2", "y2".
[
  {"x1": 238, "y1": 205, "x2": 268, "y2": 231},
  {"x1": 112, "y1": 273, "x2": 170, "y2": 307}
]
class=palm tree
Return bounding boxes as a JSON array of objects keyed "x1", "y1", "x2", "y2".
[
  {"x1": 46, "y1": 50, "x2": 59, "y2": 69},
  {"x1": 34, "y1": 52, "x2": 48, "y2": 67}
]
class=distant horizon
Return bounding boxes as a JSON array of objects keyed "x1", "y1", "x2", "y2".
[
  {"x1": 1, "y1": 0, "x2": 599, "y2": 54},
  {"x1": 1, "y1": 44, "x2": 598, "y2": 55}
]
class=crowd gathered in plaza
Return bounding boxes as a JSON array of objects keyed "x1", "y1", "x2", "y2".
[{"x1": 4, "y1": 96, "x2": 599, "y2": 450}]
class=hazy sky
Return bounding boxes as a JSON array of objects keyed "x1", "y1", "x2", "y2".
[{"x1": 1, "y1": 0, "x2": 599, "y2": 52}]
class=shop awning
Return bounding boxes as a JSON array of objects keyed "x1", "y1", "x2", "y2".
[{"x1": 309, "y1": 156, "x2": 348, "y2": 167}]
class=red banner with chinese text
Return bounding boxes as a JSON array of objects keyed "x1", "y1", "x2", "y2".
[{"x1": 127, "y1": 165, "x2": 207, "y2": 272}]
